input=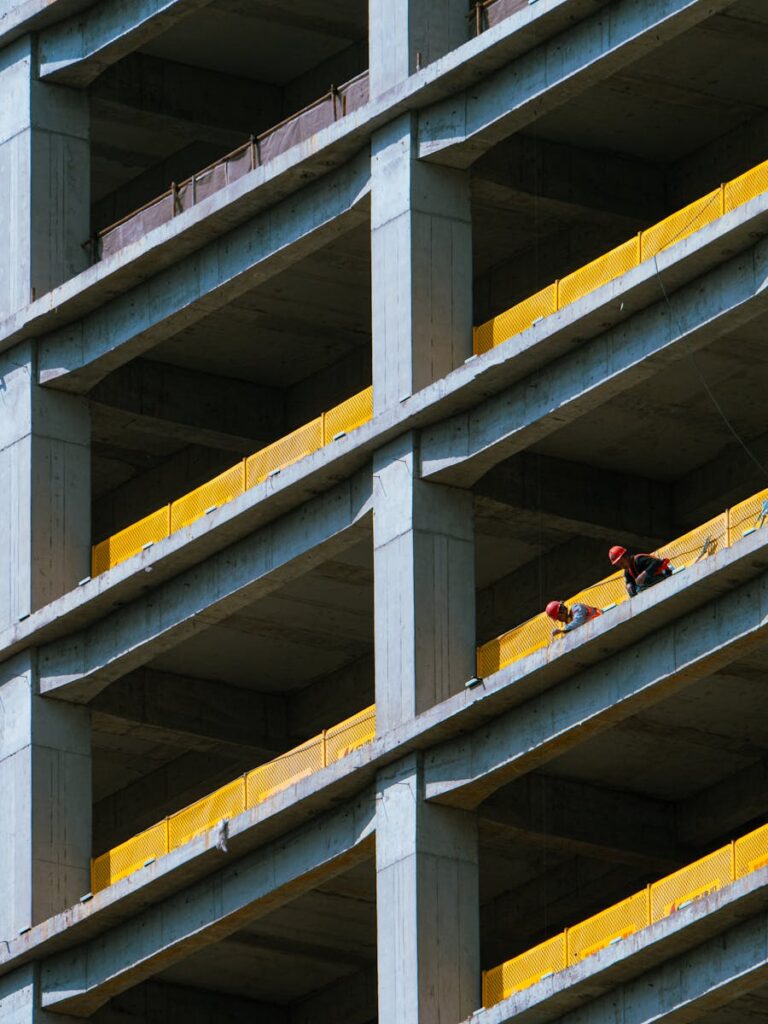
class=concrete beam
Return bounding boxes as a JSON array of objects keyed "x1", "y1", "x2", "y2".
[
  {"x1": 471, "y1": 134, "x2": 667, "y2": 226},
  {"x1": 419, "y1": 0, "x2": 740, "y2": 168},
  {"x1": 475, "y1": 453, "x2": 676, "y2": 549},
  {"x1": 424, "y1": 551, "x2": 768, "y2": 810},
  {"x1": 422, "y1": 227, "x2": 768, "y2": 488},
  {"x1": 91, "y1": 667, "x2": 292, "y2": 755},
  {"x1": 90, "y1": 52, "x2": 282, "y2": 141},
  {"x1": 89, "y1": 358, "x2": 285, "y2": 454},
  {"x1": 40, "y1": 794, "x2": 375, "y2": 1016},
  {"x1": 97, "y1": 979, "x2": 287, "y2": 1024},
  {"x1": 38, "y1": 471, "x2": 372, "y2": 704},
  {"x1": 38, "y1": 0, "x2": 216, "y2": 88},
  {"x1": 0, "y1": 964, "x2": 80, "y2": 1024},
  {"x1": 482, "y1": 903, "x2": 768, "y2": 1024},
  {"x1": 37, "y1": 153, "x2": 371, "y2": 394},
  {"x1": 479, "y1": 774, "x2": 683, "y2": 873}
]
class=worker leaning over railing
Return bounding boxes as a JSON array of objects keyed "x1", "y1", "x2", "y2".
[
  {"x1": 608, "y1": 545, "x2": 673, "y2": 598},
  {"x1": 545, "y1": 600, "x2": 602, "y2": 638}
]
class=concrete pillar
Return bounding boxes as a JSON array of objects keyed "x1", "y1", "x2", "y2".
[
  {"x1": 371, "y1": 113, "x2": 472, "y2": 414},
  {"x1": 0, "y1": 965, "x2": 80, "y2": 1023},
  {"x1": 0, "y1": 652, "x2": 91, "y2": 937},
  {"x1": 374, "y1": 433, "x2": 475, "y2": 733},
  {"x1": 0, "y1": 340, "x2": 91, "y2": 631},
  {"x1": 376, "y1": 753, "x2": 480, "y2": 1024},
  {"x1": 369, "y1": 0, "x2": 468, "y2": 96},
  {"x1": 0, "y1": 35, "x2": 89, "y2": 318}
]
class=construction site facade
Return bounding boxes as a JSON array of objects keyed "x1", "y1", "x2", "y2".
[{"x1": 2, "y1": 0, "x2": 768, "y2": 1021}]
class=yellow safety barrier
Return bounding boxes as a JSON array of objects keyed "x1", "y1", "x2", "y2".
[
  {"x1": 91, "y1": 386, "x2": 373, "y2": 576},
  {"x1": 483, "y1": 820, "x2": 768, "y2": 1008},
  {"x1": 474, "y1": 157, "x2": 768, "y2": 355},
  {"x1": 476, "y1": 484, "x2": 768, "y2": 679},
  {"x1": 91, "y1": 704, "x2": 376, "y2": 892}
]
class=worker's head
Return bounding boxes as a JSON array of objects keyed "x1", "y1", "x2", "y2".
[
  {"x1": 545, "y1": 600, "x2": 568, "y2": 622},
  {"x1": 609, "y1": 545, "x2": 628, "y2": 566}
]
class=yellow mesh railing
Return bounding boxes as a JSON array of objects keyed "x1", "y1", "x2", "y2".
[
  {"x1": 483, "y1": 820, "x2": 768, "y2": 1009},
  {"x1": 728, "y1": 487, "x2": 768, "y2": 545},
  {"x1": 567, "y1": 891, "x2": 648, "y2": 964},
  {"x1": 482, "y1": 934, "x2": 566, "y2": 1007},
  {"x1": 91, "y1": 507, "x2": 170, "y2": 577},
  {"x1": 91, "y1": 388, "x2": 373, "y2": 576},
  {"x1": 477, "y1": 486, "x2": 768, "y2": 678},
  {"x1": 91, "y1": 821, "x2": 168, "y2": 892},
  {"x1": 475, "y1": 158, "x2": 768, "y2": 354},
  {"x1": 91, "y1": 705, "x2": 376, "y2": 892},
  {"x1": 170, "y1": 462, "x2": 245, "y2": 533},
  {"x1": 649, "y1": 846, "x2": 733, "y2": 921},
  {"x1": 246, "y1": 417, "x2": 324, "y2": 488}
]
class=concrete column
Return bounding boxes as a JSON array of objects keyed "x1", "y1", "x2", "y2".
[
  {"x1": 0, "y1": 965, "x2": 80, "y2": 1024},
  {"x1": 0, "y1": 340, "x2": 91, "y2": 631},
  {"x1": 369, "y1": 0, "x2": 468, "y2": 96},
  {"x1": 376, "y1": 753, "x2": 480, "y2": 1024},
  {"x1": 374, "y1": 433, "x2": 475, "y2": 733},
  {"x1": 371, "y1": 113, "x2": 472, "y2": 414},
  {"x1": 0, "y1": 652, "x2": 91, "y2": 937},
  {"x1": 0, "y1": 35, "x2": 89, "y2": 318}
]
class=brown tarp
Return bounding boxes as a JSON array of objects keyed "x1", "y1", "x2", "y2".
[
  {"x1": 95, "y1": 70, "x2": 371, "y2": 261},
  {"x1": 476, "y1": 0, "x2": 529, "y2": 33}
]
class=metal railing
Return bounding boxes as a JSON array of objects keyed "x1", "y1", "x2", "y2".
[
  {"x1": 477, "y1": 487, "x2": 768, "y2": 678},
  {"x1": 91, "y1": 385, "x2": 373, "y2": 577},
  {"x1": 474, "y1": 158, "x2": 768, "y2": 355},
  {"x1": 91, "y1": 704, "x2": 376, "y2": 892},
  {"x1": 88, "y1": 71, "x2": 370, "y2": 262},
  {"x1": 483, "y1": 820, "x2": 768, "y2": 1008}
]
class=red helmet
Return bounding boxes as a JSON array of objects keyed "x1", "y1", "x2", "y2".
[
  {"x1": 545, "y1": 601, "x2": 564, "y2": 620},
  {"x1": 609, "y1": 545, "x2": 628, "y2": 565}
]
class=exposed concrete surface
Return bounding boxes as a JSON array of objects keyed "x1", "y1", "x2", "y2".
[
  {"x1": 419, "y1": 0, "x2": 741, "y2": 167},
  {"x1": 376, "y1": 753, "x2": 479, "y2": 1024},
  {"x1": 40, "y1": 794, "x2": 375, "y2": 1016},
  {"x1": 0, "y1": 652, "x2": 90, "y2": 937},
  {"x1": 374, "y1": 433, "x2": 475, "y2": 731},
  {"x1": 38, "y1": 0, "x2": 217, "y2": 87},
  {"x1": 0, "y1": 341, "x2": 90, "y2": 631},
  {"x1": 369, "y1": 0, "x2": 467, "y2": 96},
  {"x1": 38, "y1": 471, "x2": 373, "y2": 703},
  {"x1": 371, "y1": 113, "x2": 472, "y2": 411},
  {"x1": 0, "y1": 963, "x2": 79, "y2": 1023},
  {"x1": 0, "y1": 35, "x2": 89, "y2": 319}
]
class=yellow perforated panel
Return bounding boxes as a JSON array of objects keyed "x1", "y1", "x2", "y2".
[
  {"x1": 477, "y1": 613, "x2": 550, "y2": 677},
  {"x1": 728, "y1": 487, "x2": 768, "y2": 545},
  {"x1": 725, "y1": 159, "x2": 768, "y2": 213},
  {"x1": 483, "y1": 934, "x2": 566, "y2": 1008},
  {"x1": 325, "y1": 705, "x2": 376, "y2": 763},
  {"x1": 167, "y1": 777, "x2": 246, "y2": 851},
  {"x1": 91, "y1": 821, "x2": 167, "y2": 892},
  {"x1": 91, "y1": 506, "x2": 171, "y2": 576},
  {"x1": 473, "y1": 284, "x2": 557, "y2": 355},
  {"x1": 170, "y1": 462, "x2": 245, "y2": 533},
  {"x1": 568, "y1": 571, "x2": 627, "y2": 614},
  {"x1": 650, "y1": 846, "x2": 732, "y2": 921},
  {"x1": 567, "y1": 891, "x2": 648, "y2": 964},
  {"x1": 323, "y1": 386, "x2": 373, "y2": 441},
  {"x1": 246, "y1": 417, "x2": 323, "y2": 488},
  {"x1": 641, "y1": 189, "x2": 722, "y2": 260},
  {"x1": 735, "y1": 824, "x2": 768, "y2": 879},
  {"x1": 558, "y1": 237, "x2": 640, "y2": 309},
  {"x1": 246, "y1": 735, "x2": 325, "y2": 807},
  {"x1": 655, "y1": 514, "x2": 727, "y2": 570}
]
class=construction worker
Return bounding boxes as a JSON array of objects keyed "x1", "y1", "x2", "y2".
[
  {"x1": 545, "y1": 600, "x2": 602, "y2": 637},
  {"x1": 609, "y1": 546, "x2": 672, "y2": 597}
]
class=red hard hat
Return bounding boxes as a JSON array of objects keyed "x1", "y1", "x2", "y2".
[
  {"x1": 545, "y1": 601, "x2": 563, "y2": 620},
  {"x1": 609, "y1": 545, "x2": 628, "y2": 565}
]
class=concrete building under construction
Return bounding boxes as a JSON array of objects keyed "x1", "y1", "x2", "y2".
[{"x1": 2, "y1": 0, "x2": 768, "y2": 1020}]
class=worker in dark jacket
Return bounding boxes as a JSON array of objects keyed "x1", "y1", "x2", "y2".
[
  {"x1": 545, "y1": 600, "x2": 602, "y2": 637},
  {"x1": 609, "y1": 546, "x2": 672, "y2": 597}
]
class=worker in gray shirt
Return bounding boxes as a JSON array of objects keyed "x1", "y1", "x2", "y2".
[{"x1": 545, "y1": 600, "x2": 602, "y2": 637}]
